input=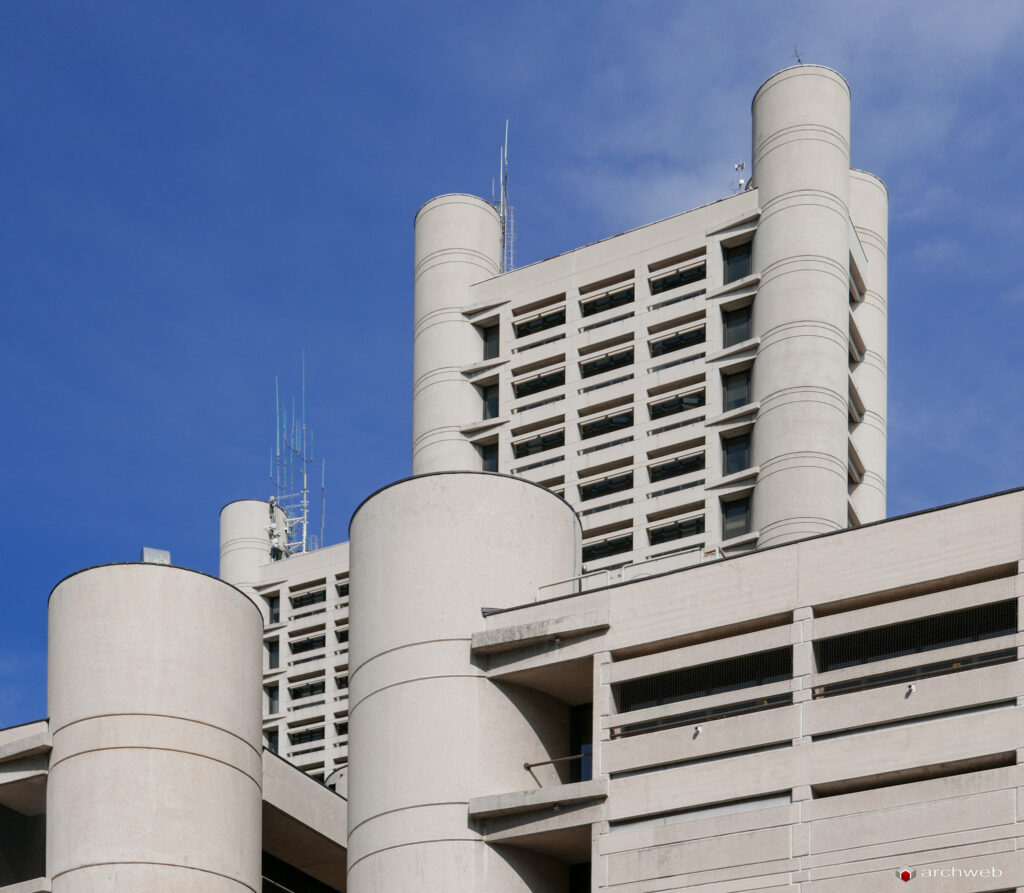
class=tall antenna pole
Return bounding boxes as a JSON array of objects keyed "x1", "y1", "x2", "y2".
[{"x1": 496, "y1": 120, "x2": 515, "y2": 274}]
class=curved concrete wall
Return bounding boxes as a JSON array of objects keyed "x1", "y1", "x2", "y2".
[
  {"x1": 750, "y1": 65, "x2": 852, "y2": 546},
  {"x1": 220, "y1": 499, "x2": 284, "y2": 595},
  {"x1": 47, "y1": 564, "x2": 264, "y2": 892},
  {"x1": 849, "y1": 169, "x2": 888, "y2": 522},
  {"x1": 347, "y1": 473, "x2": 581, "y2": 893},
  {"x1": 412, "y1": 194, "x2": 501, "y2": 474}
]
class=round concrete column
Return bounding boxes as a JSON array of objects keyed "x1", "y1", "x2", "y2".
[
  {"x1": 220, "y1": 498, "x2": 284, "y2": 593},
  {"x1": 750, "y1": 65, "x2": 852, "y2": 546},
  {"x1": 413, "y1": 194, "x2": 501, "y2": 474},
  {"x1": 47, "y1": 564, "x2": 264, "y2": 893},
  {"x1": 849, "y1": 169, "x2": 888, "y2": 522},
  {"x1": 347, "y1": 472, "x2": 581, "y2": 893}
]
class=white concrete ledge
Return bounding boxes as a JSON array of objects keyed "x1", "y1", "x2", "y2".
[
  {"x1": 472, "y1": 609, "x2": 610, "y2": 654},
  {"x1": 0, "y1": 879, "x2": 51, "y2": 893},
  {"x1": 0, "y1": 722, "x2": 50, "y2": 764},
  {"x1": 469, "y1": 778, "x2": 608, "y2": 819}
]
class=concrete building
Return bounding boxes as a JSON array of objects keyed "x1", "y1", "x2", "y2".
[{"x1": 2, "y1": 64, "x2": 1022, "y2": 893}]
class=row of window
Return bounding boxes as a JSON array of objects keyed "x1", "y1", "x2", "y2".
[{"x1": 265, "y1": 627, "x2": 350, "y2": 669}]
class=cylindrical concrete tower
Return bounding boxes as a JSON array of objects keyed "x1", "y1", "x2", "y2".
[
  {"x1": 750, "y1": 65, "x2": 852, "y2": 546},
  {"x1": 220, "y1": 498, "x2": 284, "y2": 593},
  {"x1": 412, "y1": 194, "x2": 501, "y2": 474},
  {"x1": 47, "y1": 564, "x2": 264, "y2": 892},
  {"x1": 848, "y1": 169, "x2": 888, "y2": 522},
  {"x1": 347, "y1": 472, "x2": 581, "y2": 893}
]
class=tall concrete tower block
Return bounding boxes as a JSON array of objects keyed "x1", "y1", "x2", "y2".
[
  {"x1": 848, "y1": 169, "x2": 889, "y2": 521},
  {"x1": 750, "y1": 65, "x2": 862, "y2": 546},
  {"x1": 220, "y1": 498, "x2": 284, "y2": 594},
  {"x1": 348, "y1": 472, "x2": 581, "y2": 893},
  {"x1": 47, "y1": 564, "x2": 264, "y2": 892},
  {"x1": 413, "y1": 194, "x2": 501, "y2": 474}
]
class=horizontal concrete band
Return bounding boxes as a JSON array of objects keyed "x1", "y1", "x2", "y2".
[
  {"x1": 350, "y1": 672, "x2": 492, "y2": 717},
  {"x1": 759, "y1": 188, "x2": 850, "y2": 220},
  {"x1": 49, "y1": 713, "x2": 262, "y2": 785},
  {"x1": 347, "y1": 801, "x2": 475, "y2": 859},
  {"x1": 413, "y1": 304, "x2": 477, "y2": 331},
  {"x1": 757, "y1": 255, "x2": 850, "y2": 290},
  {"x1": 349, "y1": 637, "x2": 477, "y2": 688},
  {"x1": 757, "y1": 516, "x2": 845, "y2": 541},
  {"x1": 757, "y1": 321, "x2": 849, "y2": 353},
  {"x1": 754, "y1": 122, "x2": 850, "y2": 164},
  {"x1": 755, "y1": 387, "x2": 849, "y2": 416},
  {"x1": 51, "y1": 861, "x2": 257, "y2": 893},
  {"x1": 412, "y1": 367, "x2": 475, "y2": 394},
  {"x1": 415, "y1": 246, "x2": 499, "y2": 279}
]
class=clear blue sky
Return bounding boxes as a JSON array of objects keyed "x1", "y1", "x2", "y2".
[{"x1": 2, "y1": 2, "x2": 1022, "y2": 727}]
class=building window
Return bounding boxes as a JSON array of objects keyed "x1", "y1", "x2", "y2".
[
  {"x1": 291, "y1": 635, "x2": 326, "y2": 655},
  {"x1": 649, "y1": 326, "x2": 705, "y2": 357},
  {"x1": 481, "y1": 384, "x2": 499, "y2": 419},
  {"x1": 267, "y1": 639, "x2": 280, "y2": 670},
  {"x1": 266, "y1": 595, "x2": 280, "y2": 624},
  {"x1": 291, "y1": 590, "x2": 326, "y2": 610},
  {"x1": 580, "y1": 348, "x2": 634, "y2": 379},
  {"x1": 648, "y1": 515, "x2": 705, "y2": 546},
  {"x1": 513, "y1": 368, "x2": 565, "y2": 399},
  {"x1": 336, "y1": 628, "x2": 349, "y2": 645},
  {"x1": 569, "y1": 704, "x2": 593, "y2": 783},
  {"x1": 481, "y1": 324, "x2": 499, "y2": 359},
  {"x1": 266, "y1": 729, "x2": 279, "y2": 753},
  {"x1": 579, "y1": 471, "x2": 633, "y2": 501},
  {"x1": 723, "y1": 305, "x2": 752, "y2": 347},
  {"x1": 649, "y1": 452, "x2": 705, "y2": 483},
  {"x1": 266, "y1": 684, "x2": 279, "y2": 714},
  {"x1": 581, "y1": 286, "x2": 634, "y2": 317},
  {"x1": 335, "y1": 721, "x2": 349, "y2": 736},
  {"x1": 581, "y1": 534, "x2": 632, "y2": 563},
  {"x1": 649, "y1": 264, "x2": 706, "y2": 296},
  {"x1": 335, "y1": 674, "x2": 349, "y2": 689},
  {"x1": 289, "y1": 726, "x2": 325, "y2": 746},
  {"x1": 336, "y1": 582, "x2": 349, "y2": 598},
  {"x1": 579, "y1": 410, "x2": 633, "y2": 440},
  {"x1": 722, "y1": 496, "x2": 751, "y2": 540},
  {"x1": 514, "y1": 308, "x2": 565, "y2": 338},
  {"x1": 289, "y1": 680, "x2": 326, "y2": 700},
  {"x1": 480, "y1": 442, "x2": 499, "y2": 472},
  {"x1": 649, "y1": 389, "x2": 705, "y2": 420},
  {"x1": 723, "y1": 241, "x2": 752, "y2": 284},
  {"x1": 722, "y1": 432, "x2": 751, "y2": 476},
  {"x1": 722, "y1": 369, "x2": 751, "y2": 411},
  {"x1": 513, "y1": 429, "x2": 564, "y2": 458}
]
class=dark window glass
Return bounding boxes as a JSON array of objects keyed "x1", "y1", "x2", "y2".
[
  {"x1": 513, "y1": 368, "x2": 565, "y2": 398},
  {"x1": 289, "y1": 680, "x2": 325, "y2": 700},
  {"x1": 722, "y1": 496, "x2": 751, "y2": 539},
  {"x1": 649, "y1": 326, "x2": 706, "y2": 357},
  {"x1": 569, "y1": 704, "x2": 593, "y2": 783},
  {"x1": 267, "y1": 639, "x2": 280, "y2": 670},
  {"x1": 337, "y1": 628, "x2": 349, "y2": 644},
  {"x1": 581, "y1": 534, "x2": 632, "y2": 563},
  {"x1": 579, "y1": 410, "x2": 633, "y2": 440},
  {"x1": 267, "y1": 596, "x2": 280, "y2": 624},
  {"x1": 336, "y1": 721, "x2": 349, "y2": 736},
  {"x1": 648, "y1": 515, "x2": 705, "y2": 546},
  {"x1": 617, "y1": 647, "x2": 791, "y2": 713},
  {"x1": 266, "y1": 684, "x2": 279, "y2": 714},
  {"x1": 722, "y1": 369, "x2": 751, "y2": 411},
  {"x1": 723, "y1": 242, "x2": 752, "y2": 284},
  {"x1": 336, "y1": 582, "x2": 349, "y2": 598},
  {"x1": 723, "y1": 305, "x2": 752, "y2": 347},
  {"x1": 514, "y1": 308, "x2": 565, "y2": 338},
  {"x1": 568, "y1": 863, "x2": 592, "y2": 893},
  {"x1": 648, "y1": 452, "x2": 705, "y2": 483},
  {"x1": 513, "y1": 429, "x2": 565, "y2": 458},
  {"x1": 649, "y1": 389, "x2": 705, "y2": 420},
  {"x1": 482, "y1": 384, "x2": 499, "y2": 419},
  {"x1": 265, "y1": 730, "x2": 279, "y2": 753},
  {"x1": 291, "y1": 635, "x2": 326, "y2": 655},
  {"x1": 291, "y1": 590, "x2": 326, "y2": 609},
  {"x1": 482, "y1": 325, "x2": 499, "y2": 359},
  {"x1": 480, "y1": 442, "x2": 499, "y2": 472},
  {"x1": 581, "y1": 286, "x2": 634, "y2": 317},
  {"x1": 335, "y1": 674, "x2": 349, "y2": 689},
  {"x1": 649, "y1": 263, "x2": 706, "y2": 295},
  {"x1": 580, "y1": 348, "x2": 633, "y2": 378},
  {"x1": 722, "y1": 433, "x2": 751, "y2": 476},
  {"x1": 288, "y1": 726, "x2": 325, "y2": 746},
  {"x1": 579, "y1": 472, "x2": 633, "y2": 501},
  {"x1": 815, "y1": 600, "x2": 1017, "y2": 673}
]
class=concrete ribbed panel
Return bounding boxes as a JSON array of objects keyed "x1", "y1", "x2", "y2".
[
  {"x1": 219, "y1": 499, "x2": 280, "y2": 592},
  {"x1": 47, "y1": 564, "x2": 263, "y2": 893},
  {"x1": 750, "y1": 66, "x2": 852, "y2": 546},
  {"x1": 348, "y1": 472, "x2": 581, "y2": 893},
  {"x1": 413, "y1": 194, "x2": 501, "y2": 474},
  {"x1": 849, "y1": 169, "x2": 889, "y2": 522}
]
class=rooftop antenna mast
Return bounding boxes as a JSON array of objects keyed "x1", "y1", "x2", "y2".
[
  {"x1": 269, "y1": 352, "x2": 325, "y2": 559},
  {"x1": 497, "y1": 121, "x2": 515, "y2": 273}
]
